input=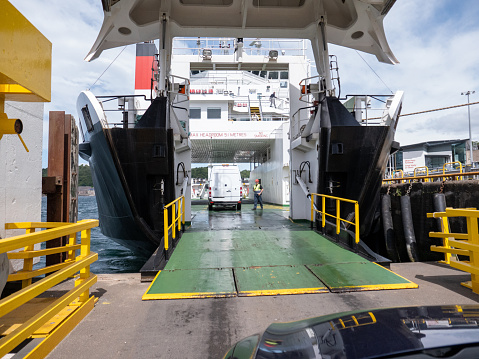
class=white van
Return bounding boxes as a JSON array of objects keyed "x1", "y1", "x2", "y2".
[{"x1": 208, "y1": 165, "x2": 242, "y2": 210}]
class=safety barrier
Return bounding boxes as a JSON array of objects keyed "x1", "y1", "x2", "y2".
[
  {"x1": 0, "y1": 219, "x2": 98, "y2": 358},
  {"x1": 413, "y1": 166, "x2": 429, "y2": 182},
  {"x1": 383, "y1": 170, "x2": 479, "y2": 184},
  {"x1": 443, "y1": 161, "x2": 463, "y2": 180},
  {"x1": 428, "y1": 208, "x2": 479, "y2": 294},
  {"x1": 310, "y1": 193, "x2": 359, "y2": 244},
  {"x1": 164, "y1": 196, "x2": 185, "y2": 254}
]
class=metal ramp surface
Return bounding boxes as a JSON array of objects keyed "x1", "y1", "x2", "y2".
[{"x1": 143, "y1": 205, "x2": 417, "y2": 300}]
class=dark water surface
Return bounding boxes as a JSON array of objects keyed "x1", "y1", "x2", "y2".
[{"x1": 41, "y1": 196, "x2": 146, "y2": 274}]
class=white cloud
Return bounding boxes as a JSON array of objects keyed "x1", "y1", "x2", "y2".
[{"x1": 8, "y1": 0, "x2": 479, "y2": 165}]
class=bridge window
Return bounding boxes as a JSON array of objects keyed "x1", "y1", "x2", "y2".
[
  {"x1": 207, "y1": 108, "x2": 221, "y2": 119},
  {"x1": 190, "y1": 108, "x2": 201, "y2": 119},
  {"x1": 280, "y1": 71, "x2": 289, "y2": 79},
  {"x1": 253, "y1": 0, "x2": 305, "y2": 7},
  {"x1": 268, "y1": 71, "x2": 279, "y2": 80}
]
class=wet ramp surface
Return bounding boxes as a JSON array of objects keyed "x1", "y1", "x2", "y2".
[{"x1": 143, "y1": 205, "x2": 416, "y2": 300}]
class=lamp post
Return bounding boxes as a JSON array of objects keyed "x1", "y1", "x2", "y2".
[{"x1": 461, "y1": 90, "x2": 475, "y2": 165}]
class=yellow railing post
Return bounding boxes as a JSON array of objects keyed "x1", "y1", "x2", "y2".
[
  {"x1": 182, "y1": 196, "x2": 185, "y2": 225},
  {"x1": 67, "y1": 232, "x2": 77, "y2": 262},
  {"x1": 322, "y1": 196, "x2": 326, "y2": 228},
  {"x1": 354, "y1": 202, "x2": 360, "y2": 244},
  {"x1": 164, "y1": 207, "x2": 169, "y2": 251},
  {"x1": 440, "y1": 215, "x2": 452, "y2": 265},
  {"x1": 177, "y1": 200, "x2": 181, "y2": 233},
  {"x1": 22, "y1": 227, "x2": 35, "y2": 288},
  {"x1": 310, "y1": 194, "x2": 314, "y2": 226},
  {"x1": 172, "y1": 203, "x2": 176, "y2": 240},
  {"x1": 336, "y1": 199, "x2": 340, "y2": 234},
  {"x1": 77, "y1": 226, "x2": 91, "y2": 303},
  {"x1": 466, "y1": 213, "x2": 479, "y2": 293}
]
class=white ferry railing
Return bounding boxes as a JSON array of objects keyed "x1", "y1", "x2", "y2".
[
  {"x1": 227, "y1": 114, "x2": 288, "y2": 122},
  {"x1": 172, "y1": 38, "x2": 306, "y2": 57},
  {"x1": 291, "y1": 106, "x2": 315, "y2": 141}
]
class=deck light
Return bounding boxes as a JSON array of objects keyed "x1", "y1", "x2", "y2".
[
  {"x1": 268, "y1": 50, "x2": 278, "y2": 60},
  {"x1": 202, "y1": 49, "x2": 212, "y2": 60}
]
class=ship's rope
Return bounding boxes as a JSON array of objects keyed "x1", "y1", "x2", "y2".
[
  {"x1": 355, "y1": 50, "x2": 394, "y2": 94},
  {"x1": 399, "y1": 101, "x2": 479, "y2": 118},
  {"x1": 89, "y1": 46, "x2": 128, "y2": 90},
  {"x1": 367, "y1": 100, "x2": 479, "y2": 120}
]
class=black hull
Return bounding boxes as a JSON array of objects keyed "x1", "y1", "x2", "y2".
[
  {"x1": 78, "y1": 93, "x2": 176, "y2": 257},
  {"x1": 315, "y1": 96, "x2": 396, "y2": 246}
]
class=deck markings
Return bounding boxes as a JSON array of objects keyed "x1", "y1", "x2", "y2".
[{"x1": 143, "y1": 206, "x2": 417, "y2": 300}]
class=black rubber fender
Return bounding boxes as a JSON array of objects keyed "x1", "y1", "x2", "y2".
[
  {"x1": 433, "y1": 193, "x2": 447, "y2": 231},
  {"x1": 400, "y1": 195, "x2": 419, "y2": 262},
  {"x1": 381, "y1": 194, "x2": 399, "y2": 262}
]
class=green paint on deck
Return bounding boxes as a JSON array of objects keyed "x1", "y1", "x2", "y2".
[
  {"x1": 142, "y1": 268, "x2": 236, "y2": 300},
  {"x1": 308, "y1": 262, "x2": 418, "y2": 292},
  {"x1": 143, "y1": 206, "x2": 417, "y2": 299},
  {"x1": 164, "y1": 229, "x2": 363, "y2": 270},
  {"x1": 235, "y1": 265, "x2": 329, "y2": 296}
]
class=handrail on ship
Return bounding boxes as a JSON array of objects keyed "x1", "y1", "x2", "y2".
[
  {"x1": 0, "y1": 219, "x2": 99, "y2": 358},
  {"x1": 310, "y1": 193, "x2": 360, "y2": 244},
  {"x1": 163, "y1": 196, "x2": 186, "y2": 257}
]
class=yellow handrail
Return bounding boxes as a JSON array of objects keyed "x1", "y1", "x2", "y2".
[
  {"x1": 443, "y1": 161, "x2": 463, "y2": 180},
  {"x1": 163, "y1": 195, "x2": 185, "y2": 252},
  {"x1": 428, "y1": 208, "x2": 479, "y2": 294},
  {"x1": 0, "y1": 219, "x2": 98, "y2": 358},
  {"x1": 413, "y1": 166, "x2": 429, "y2": 182},
  {"x1": 310, "y1": 193, "x2": 360, "y2": 244},
  {"x1": 383, "y1": 170, "x2": 479, "y2": 184}
]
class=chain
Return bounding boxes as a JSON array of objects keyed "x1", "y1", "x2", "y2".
[
  {"x1": 439, "y1": 177, "x2": 449, "y2": 194},
  {"x1": 406, "y1": 181, "x2": 414, "y2": 196}
]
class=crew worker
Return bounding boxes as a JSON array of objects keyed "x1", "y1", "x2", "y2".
[
  {"x1": 252, "y1": 179, "x2": 263, "y2": 210},
  {"x1": 270, "y1": 92, "x2": 276, "y2": 108}
]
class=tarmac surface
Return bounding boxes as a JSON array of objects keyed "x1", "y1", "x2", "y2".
[
  {"x1": 44, "y1": 204, "x2": 479, "y2": 359},
  {"x1": 45, "y1": 264, "x2": 479, "y2": 359}
]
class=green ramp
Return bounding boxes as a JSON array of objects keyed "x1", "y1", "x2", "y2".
[{"x1": 143, "y1": 207, "x2": 417, "y2": 300}]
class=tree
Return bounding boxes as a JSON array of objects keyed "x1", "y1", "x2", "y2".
[
  {"x1": 240, "y1": 170, "x2": 250, "y2": 180},
  {"x1": 77, "y1": 165, "x2": 93, "y2": 187},
  {"x1": 43, "y1": 165, "x2": 94, "y2": 187},
  {"x1": 191, "y1": 167, "x2": 208, "y2": 179}
]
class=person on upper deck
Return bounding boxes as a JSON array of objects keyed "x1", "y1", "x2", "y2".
[{"x1": 270, "y1": 92, "x2": 276, "y2": 108}]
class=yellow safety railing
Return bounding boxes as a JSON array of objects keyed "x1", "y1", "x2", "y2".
[
  {"x1": 413, "y1": 166, "x2": 429, "y2": 182},
  {"x1": 310, "y1": 193, "x2": 360, "y2": 244},
  {"x1": 428, "y1": 208, "x2": 479, "y2": 294},
  {"x1": 0, "y1": 219, "x2": 98, "y2": 358},
  {"x1": 443, "y1": 161, "x2": 463, "y2": 180},
  {"x1": 163, "y1": 196, "x2": 185, "y2": 252},
  {"x1": 383, "y1": 170, "x2": 479, "y2": 184}
]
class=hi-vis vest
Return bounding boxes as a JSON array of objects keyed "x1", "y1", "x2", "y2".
[{"x1": 254, "y1": 184, "x2": 262, "y2": 192}]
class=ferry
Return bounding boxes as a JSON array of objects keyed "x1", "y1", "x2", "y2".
[{"x1": 76, "y1": 0, "x2": 403, "y2": 258}]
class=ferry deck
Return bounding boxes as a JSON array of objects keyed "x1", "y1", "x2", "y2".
[{"x1": 143, "y1": 203, "x2": 416, "y2": 300}]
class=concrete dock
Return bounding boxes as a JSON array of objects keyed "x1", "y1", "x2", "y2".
[
  {"x1": 45, "y1": 263, "x2": 478, "y2": 359},
  {"x1": 44, "y1": 205, "x2": 479, "y2": 358}
]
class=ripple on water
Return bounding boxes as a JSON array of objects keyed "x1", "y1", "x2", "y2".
[{"x1": 41, "y1": 196, "x2": 146, "y2": 274}]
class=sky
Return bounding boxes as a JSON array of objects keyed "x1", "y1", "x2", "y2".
[{"x1": 8, "y1": 0, "x2": 479, "y2": 168}]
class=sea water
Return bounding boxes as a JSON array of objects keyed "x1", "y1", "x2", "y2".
[{"x1": 41, "y1": 197, "x2": 146, "y2": 274}]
